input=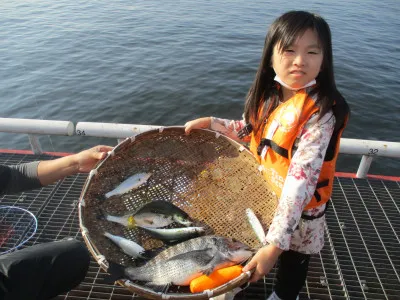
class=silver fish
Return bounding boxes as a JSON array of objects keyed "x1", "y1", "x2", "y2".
[
  {"x1": 103, "y1": 212, "x2": 174, "y2": 229},
  {"x1": 107, "y1": 235, "x2": 253, "y2": 286},
  {"x1": 105, "y1": 173, "x2": 152, "y2": 198},
  {"x1": 245, "y1": 208, "x2": 266, "y2": 245},
  {"x1": 104, "y1": 232, "x2": 145, "y2": 258},
  {"x1": 101, "y1": 201, "x2": 192, "y2": 229},
  {"x1": 134, "y1": 201, "x2": 192, "y2": 227},
  {"x1": 140, "y1": 226, "x2": 205, "y2": 242}
]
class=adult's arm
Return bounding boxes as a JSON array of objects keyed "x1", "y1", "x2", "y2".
[
  {"x1": 0, "y1": 145, "x2": 112, "y2": 195},
  {"x1": 0, "y1": 162, "x2": 42, "y2": 195}
]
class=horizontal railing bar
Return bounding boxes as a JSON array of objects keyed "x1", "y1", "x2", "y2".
[
  {"x1": 0, "y1": 118, "x2": 399, "y2": 158},
  {"x1": 340, "y1": 138, "x2": 400, "y2": 158},
  {"x1": 75, "y1": 121, "x2": 160, "y2": 139},
  {"x1": 0, "y1": 118, "x2": 74, "y2": 136},
  {"x1": 75, "y1": 122, "x2": 400, "y2": 158}
]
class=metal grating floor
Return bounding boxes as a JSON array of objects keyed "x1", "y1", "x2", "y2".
[{"x1": 0, "y1": 153, "x2": 399, "y2": 300}]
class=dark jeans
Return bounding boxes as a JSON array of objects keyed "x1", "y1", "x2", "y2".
[
  {"x1": 274, "y1": 250, "x2": 311, "y2": 300},
  {"x1": 0, "y1": 239, "x2": 90, "y2": 300}
]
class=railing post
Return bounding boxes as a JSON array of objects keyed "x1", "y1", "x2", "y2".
[
  {"x1": 28, "y1": 135, "x2": 43, "y2": 155},
  {"x1": 356, "y1": 155, "x2": 374, "y2": 178}
]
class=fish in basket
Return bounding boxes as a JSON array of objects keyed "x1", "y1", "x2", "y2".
[{"x1": 78, "y1": 127, "x2": 277, "y2": 299}]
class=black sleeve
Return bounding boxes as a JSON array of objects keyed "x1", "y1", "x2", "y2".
[
  {"x1": 0, "y1": 162, "x2": 43, "y2": 195},
  {"x1": 0, "y1": 165, "x2": 12, "y2": 195}
]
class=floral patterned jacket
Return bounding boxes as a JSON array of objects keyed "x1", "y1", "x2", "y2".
[{"x1": 210, "y1": 110, "x2": 335, "y2": 254}]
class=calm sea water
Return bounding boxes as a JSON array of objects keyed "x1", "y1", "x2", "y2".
[{"x1": 1, "y1": 0, "x2": 399, "y2": 175}]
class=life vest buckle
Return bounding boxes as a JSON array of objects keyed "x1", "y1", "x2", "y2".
[
  {"x1": 257, "y1": 139, "x2": 271, "y2": 156},
  {"x1": 237, "y1": 123, "x2": 253, "y2": 139}
]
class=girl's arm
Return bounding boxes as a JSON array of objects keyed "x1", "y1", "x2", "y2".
[
  {"x1": 243, "y1": 111, "x2": 335, "y2": 282},
  {"x1": 185, "y1": 116, "x2": 250, "y2": 142}
]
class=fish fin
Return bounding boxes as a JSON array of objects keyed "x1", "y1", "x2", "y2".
[
  {"x1": 140, "y1": 247, "x2": 164, "y2": 260},
  {"x1": 102, "y1": 261, "x2": 126, "y2": 284},
  {"x1": 208, "y1": 258, "x2": 224, "y2": 275},
  {"x1": 162, "y1": 237, "x2": 199, "y2": 246},
  {"x1": 173, "y1": 215, "x2": 192, "y2": 227},
  {"x1": 166, "y1": 248, "x2": 217, "y2": 272},
  {"x1": 162, "y1": 239, "x2": 183, "y2": 246},
  {"x1": 133, "y1": 256, "x2": 149, "y2": 267},
  {"x1": 200, "y1": 249, "x2": 226, "y2": 276},
  {"x1": 97, "y1": 194, "x2": 106, "y2": 201},
  {"x1": 201, "y1": 266, "x2": 215, "y2": 276},
  {"x1": 135, "y1": 245, "x2": 168, "y2": 266}
]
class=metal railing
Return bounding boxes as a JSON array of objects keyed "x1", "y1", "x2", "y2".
[{"x1": 0, "y1": 118, "x2": 399, "y2": 179}]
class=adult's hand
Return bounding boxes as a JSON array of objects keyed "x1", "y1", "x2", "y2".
[
  {"x1": 74, "y1": 145, "x2": 113, "y2": 173},
  {"x1": 37, "y1": 145, "x2": 113, "y2": 186}
]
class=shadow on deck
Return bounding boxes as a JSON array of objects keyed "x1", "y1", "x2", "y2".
[{"x1": 0, "y1": 153, "x2": 399, "y2": 300}]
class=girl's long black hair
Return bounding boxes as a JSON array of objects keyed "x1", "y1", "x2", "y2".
[{"x1": 244, "y1": 11, "x2": 350, "y2": 133}]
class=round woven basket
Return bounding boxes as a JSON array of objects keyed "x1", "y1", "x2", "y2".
[{"x1": 78, "y1": 127, "x2": 277, "y2": 299}]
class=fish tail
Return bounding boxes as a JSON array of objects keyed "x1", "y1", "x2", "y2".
[
  {"x1": 174, "y1": 215, "x2": 192, "y2": 226},
  {"x1": 96, "y1": 209, "x2": 107, "y2": 221},
  {"x1": 126, "y1": 215, "x2": 137, "y2": 229},
  {"x1": 105, "y1": 190, "x2": 113, "y2": 198},
  {"x1": 102, "y1": 261, "x2": 126, "y2": 284},
  {"x1": 103, "y1": 231, "x2": 114, "y2": 240}
]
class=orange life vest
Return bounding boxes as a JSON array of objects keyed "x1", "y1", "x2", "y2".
[{"x1": 249, "y1": 89, "x2": 346, "y2": 210}]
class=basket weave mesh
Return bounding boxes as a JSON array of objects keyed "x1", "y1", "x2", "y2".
[{"x1": 79, "y1": 127, "x2": 277, "y2": 299}]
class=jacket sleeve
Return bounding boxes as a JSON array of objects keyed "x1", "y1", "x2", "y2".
[
  {"x1": 265, "y1": 111, "x2": 335, "y2": 250},
  {"x1": 0, "y1": 162, "x2": 42, "y2": 195},
  {"x1": 210, "y1": 117, "x2": 251, "y2": 143}
]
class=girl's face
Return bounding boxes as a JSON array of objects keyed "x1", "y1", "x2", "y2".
[{"x1": 271, "y1": 29, "x2": 323, "y2": 90}]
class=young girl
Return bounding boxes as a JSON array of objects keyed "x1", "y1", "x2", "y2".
[{"x1": 185, "y1": 11, "x2": 350, "y2": 300}]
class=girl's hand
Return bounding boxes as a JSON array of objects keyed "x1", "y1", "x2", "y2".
[
  {"x1": 74, "y1": 145, "x2": 113, "y2": 173},
  {"x1": 184, "y1": 117, "x2": 211, "y2": 134},
  {"x1": 242, "y1": 244, "x2": 283, "y2": 282}
]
